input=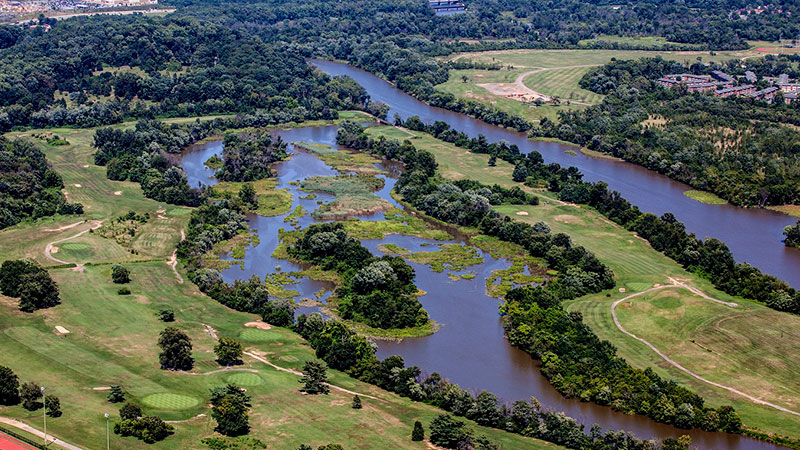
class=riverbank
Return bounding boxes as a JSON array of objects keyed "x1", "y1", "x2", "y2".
[
  {"x1": 0, "y1": 122, "x2": 563, "y2": 450},
  {"x1": 361, "y1": 124, "x2": 800, "y2": 442}
]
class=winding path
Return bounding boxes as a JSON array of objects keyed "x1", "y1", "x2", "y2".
[
  {"x1": 44, "y1": 220, "x2": 103, "y2": 266},
  {"x1": 243, "y1": 351, "x2": 382, "y2": 401},
  {"x1": 611, "y1": 282, "x2": 800, "y2": 416},
  {"x1": 0, "y1": 417, "x2": 82, "y2": 450}
]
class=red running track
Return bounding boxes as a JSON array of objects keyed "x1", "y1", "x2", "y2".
[{"x1": 0, "y1": 432, "x2": 37, "y2": 450}]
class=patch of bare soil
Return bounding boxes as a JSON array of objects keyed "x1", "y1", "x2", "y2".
[{"x1": 245, "y1": 321, "x2": 272, "y2": 330}]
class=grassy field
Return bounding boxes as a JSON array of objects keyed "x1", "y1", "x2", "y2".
[
  {"x1": 364, "y1": 125, "x2": 800, "y2": 439},
  {"x1": 436, "y1": 69, "x2": 586, "y2": 122},
  {"x1": 522, "y1": 67, "x2": 605, "y2": 105},
  {"x1": 615, "y1": 288, "x2": 800, "y2": 414},
  {"x1": 577, "y1": 35, "x2": 706, "y2": 49},
  {"x1": 0, "y1": 121, "x2": 563, "y2": 449},
  {"x1": 437, "y1": 46, "x2": 769, "y2": 123}
]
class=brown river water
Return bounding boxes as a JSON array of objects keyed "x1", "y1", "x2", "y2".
[{"x1": 179, "y1": 98, "x2": 793, "y2": 449}]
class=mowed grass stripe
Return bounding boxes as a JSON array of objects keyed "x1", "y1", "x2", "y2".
[{"x1": 523, "y1": 67, "x2": 604, "y2": 104}]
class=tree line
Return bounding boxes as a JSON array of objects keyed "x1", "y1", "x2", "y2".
[
  {"x1": 0, "y1": 137, "x2": 83, "y2": 230},
  {"x1": 539, "y1": 57, "x2": 800, "y2": 207}
]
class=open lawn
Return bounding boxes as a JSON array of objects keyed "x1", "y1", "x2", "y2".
[
  {"x1": 365, "y1": 124, "x2": 800, "y2": 439},
  {"x1": 0, "y1": 120, "x2": 562, "y2": 450}
]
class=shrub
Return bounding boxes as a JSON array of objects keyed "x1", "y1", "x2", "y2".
[
  {"x1": 119, "y1": 402, "x2": 142, "y2": 420},
  {"x1": 429, "y1": 414, "x2": 472, "y2": 449},
  {"x1": 159, "y1": 309, "x2": 175, "y2": 322},
  {"x1": 20, "y1": 381, "x2": 42, "y2": 411},
  {"x1": 112, "y1": 265, "x2": 131, "y2": 284},
  {"x1": 214, "y1": 337, "x2": 244, "y2": 366},
  {"x1": 117, "y1": 287, "x2": 131, "y2": 295},
  {"x1": 114, "y1": 416, "x2": 173, "y2": 443},
  {"x1": 0, "y1": 365, "x2": 20, "y2": 405},
  {"x1": 45, "y1": 394, "x2": 61, "y2": 417},
  {"x1": 107, "y1": 385, "x2": 125, "y2": 403},
  {"x1": 411, "y1": 421, "x2": 424, "y2": 441}
]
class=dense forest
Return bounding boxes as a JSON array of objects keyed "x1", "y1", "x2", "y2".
[
  {"x1": 0, "y1": 14, "x2": 370, "y2": 131},
  {"x1": 0, "y1": 137, "x2": 83, "y2": 229},
  {"x1": 535, "y1": 57, "x2": 800, "y2": 207}
]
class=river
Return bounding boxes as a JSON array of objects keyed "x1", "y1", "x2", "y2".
[
  {"x1": 311, "y1": 59, "x2": 800, "y2": 291},
  {"x1": 180, "y1": 123, "x2": 788, "y2": 449}
]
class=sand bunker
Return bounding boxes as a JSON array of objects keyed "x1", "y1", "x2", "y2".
[
  {"x1": 245, "y1": 321, "x2": 272, "y2": 330},
  {"x1": 55, "y1": 326, "x2": 70, "y2": 334},
  {"x1": 74, "y1": 184, "x2": 81, "y2": 188},
  {"x1": 515, "y1": 211, "x2": 529, "y2": 216},
  {"x1": 113, "y1": 191, "x2": 122, "y2": 196},
  {"x1": 553, "y1": 214, "x2": 579, "y2": 223}
]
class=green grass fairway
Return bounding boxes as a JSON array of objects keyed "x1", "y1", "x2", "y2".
[
  {"x1": 141, "y1": 393, "x2": 201, "y2": 410},
  {"x1": 0, "y1": 121, "x2": 562, "y2": 450},
  {"x1": 522, "y1": 67, "x2": 605, "y2": 104},
  {"x1": 239, "y1": 328, "x2": 278, "y2": 342},
  {"x1": 615, "y1": 287, "x2": 800, "y2": 416},
  {"x1": 365, "y1": 124, "x2": 800, "y2": 439},
  {"x1": 225, "y1": 372, "x2": 264, "y2": 386}
]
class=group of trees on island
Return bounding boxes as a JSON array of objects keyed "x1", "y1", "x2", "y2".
[
  {"x1": 786, "y1": 221, "x2": 800, "y2": 248},
  {"x1": 289, "y1": 222, "x2": 429, "y2": 330},
  {"x1": 0, "y1": 137, "x2": 83, "y2": 230},
  {"x1": 215, "y1": 131, "x2": 287, "y2": 182},
  {"x1": 338, "y1": 121, "x2": 613, "y2": 300}
]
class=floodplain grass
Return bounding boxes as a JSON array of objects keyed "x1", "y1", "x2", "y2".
[
  {"x1": 767, "y1": 205, "x2": 800, "y2": 218},
  {"x1": 212, "y1": 178, "x2": 293, "y2": 217},
  {"x1": 362, "y1": 124, "x2": 800, "y2": 439},
  {"x1": 293, "y1": 142, "x2": 386, "y2": 175},
  {"x1": 301, "y1": 175, "x2": 391, "y2": 219},
  {"x1": 683, "y1": 190, "x2": 728, "y2": 205}
]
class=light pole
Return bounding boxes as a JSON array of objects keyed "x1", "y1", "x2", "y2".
[
  {"x1": 104, "y1": 413, "x2": 110, "y2": 450},
  {"x1": 40, "y1": 386, "x2": 46, "y2": 448}
]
